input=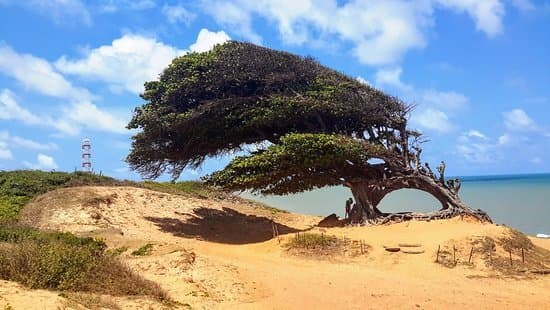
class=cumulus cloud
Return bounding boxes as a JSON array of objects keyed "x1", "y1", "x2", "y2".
[
  {"x1": 503, "y1": 108, "x2": 537, "y2": 131},
  {"x1": 372, "y1": 67, "x2": 468, "y2": 134},
  {"x1": 55, "y1": 35, "x2": 187, "y2": 94},
  {"x1": 55, "y1": 29, "x2": 230, "y2": 94},
  {"x1": 189, "y1": 29, "x2": 231, "y2": 53},
  {"x1": 162, "y1": 4, "x2": 196, "y2": 25},
  {"x1": 200, "y1": 0, "x2": 516, "y2": 66},
  {"x1": 0, "y1": 44, "x2": 91, "y2": 101},
  {"x1": 413, "y1": 108, "x2": 455, "y2": 133},
  {"x1": 23, "y1": 153, "x2": 58, "y2": 170}
]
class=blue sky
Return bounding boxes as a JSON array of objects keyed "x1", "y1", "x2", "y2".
[{"x1": 0, "y1": 0, "x2": 549, "y2": 181}]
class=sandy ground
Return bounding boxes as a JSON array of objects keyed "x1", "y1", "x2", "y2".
[{"x1": 2, "y1": 186, "x2": 549, "y2": 309}]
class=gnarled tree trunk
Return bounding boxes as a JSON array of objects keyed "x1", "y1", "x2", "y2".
[{"x1": 346, "y1": 174, "x2": 492, "y2": 225}]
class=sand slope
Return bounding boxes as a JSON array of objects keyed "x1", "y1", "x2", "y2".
[{"x1": 2, "y1": 186, "x2": 549, "y2": 309}]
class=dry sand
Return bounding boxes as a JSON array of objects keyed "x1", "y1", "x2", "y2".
[{"x1": 2, "y1": 186, "x2": 549, "y2": 309}]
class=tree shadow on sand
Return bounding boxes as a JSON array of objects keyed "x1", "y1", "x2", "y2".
[{"x1": 144, "y1": 207, "x2": 302, "y2": 244}]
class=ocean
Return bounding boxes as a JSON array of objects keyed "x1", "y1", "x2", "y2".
[{"x1": 243, "y1": 173, "x2": 550, "y2": 236}]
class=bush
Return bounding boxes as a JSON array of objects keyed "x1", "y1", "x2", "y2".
[
  {"x1": 0, "y1": 225, "x2": 167, "y2": 300},
  {"x1": 0, "y1": 170, "x2": 121, "y2": 221},
  {"x1": 131, "y1": 243, "x2": 154, "y2": 256},
  {"x1": 285, "y1": 232, "x2": 338, "y2": 249}
]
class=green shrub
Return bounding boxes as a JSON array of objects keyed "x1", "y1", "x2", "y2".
[
  {"x1": 0, "y1": 170, "x2": 121, "y2": 221},
  {"x1": 0, "y1": 225, "x2": 167, "y2": 300},
  {"x1": 131, "y1": 243, "x2": 154, "y2": 256},
  {"x1": 285, "y1": 232, "x2": 338, "y2": 249}
]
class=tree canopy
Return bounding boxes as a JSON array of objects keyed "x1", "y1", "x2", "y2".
[{"x1": 127, "y1": 41, "x2": 491, "y2": 224}]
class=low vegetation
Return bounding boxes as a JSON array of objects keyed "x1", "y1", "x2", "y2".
[
  {"x1": 0, "y1": 170, "x2": 124, "y2": 220},
  {"x1": 0, "y1": 224, "x2": 168, "y2": 300},
  {"x1": 131, "y1": 243, "x2": 154, "y2": 256},
  {"x1": 286, "y1": 232, "x2": 339, "y2": 249},
  {"x1": 0, "y1": 170, "x2": 234, "y2": 221}
]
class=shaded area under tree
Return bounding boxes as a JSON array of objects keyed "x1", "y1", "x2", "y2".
[{"x1": 144, "y1": 207, "x2": 301, "y2": 244}]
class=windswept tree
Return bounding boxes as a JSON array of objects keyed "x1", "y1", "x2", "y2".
[{"x1": 127, "y1": 41, "x2": 491, "y2": 224}]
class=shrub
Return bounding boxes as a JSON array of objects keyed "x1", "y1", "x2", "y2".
[
  {"x1": 131, "y1": 243, "x2": 154, "y2": 256},
  {"x1": 0, "y1": 225, "x2": 167, "y2": 300},
  {"x1": 285, "y1": 232, "x2": 338, "y2": 249}
]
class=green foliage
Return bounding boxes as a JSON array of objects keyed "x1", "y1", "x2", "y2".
[
  {"x1": 207, "y1": 133, "x2": 390, "y2": 194},
  {"x1": 127, "y1": 41, "x2": 407, "y2": 180},
  {"x1": 285, "y1": 233, "x2": 338, "y2": 249},
  {"x1": 131, "y1": 243, "x2": 154, "y2": 256},
  {"x1": 0, "y1": 225, "x2": 167, "y2": 299},
  {"x1": 0, "y1": 170, "x2": 119, "y2": 221},
  {"x1": 140, "y1": 180, "x2": 217, "y2": 199}
]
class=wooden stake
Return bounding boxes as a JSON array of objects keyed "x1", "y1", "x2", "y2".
[
  {"x1": 521, "y1": 247, "x2": 525, "y2": 263},
  {"x1": 468, "y1": 247, "x2": 474, "y2": 264},
  {"x1": 509, "y1": 249, "x2": 513, "y2": 267},
  {"x1": 453, "y1": 245, "x2": 456, "y2": 265},
  {"x1": 436, "y1": 245, "x2": 440, "y2": 263},
  {"x1": 360, "y1": 241, "x2": 364, "y2": 254}
]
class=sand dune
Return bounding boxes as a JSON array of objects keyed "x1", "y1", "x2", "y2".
[{"x1": 2, "y1": 186, "x2": 549, "y2": 309}]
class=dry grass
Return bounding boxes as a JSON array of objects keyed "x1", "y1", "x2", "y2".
[
  {"x1": 285, "y1": 232, "x2": 370, "y2": 259},
  {"x1": 0, "y1": 225, "x2": 168, "y2": 301},
  {"x1": 436, "y1": 228, "x2": 550, "y2": 274}
]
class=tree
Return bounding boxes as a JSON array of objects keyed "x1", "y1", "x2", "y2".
[{"x1": 127, "y1": 41, "x2": 491, "y2": 224}]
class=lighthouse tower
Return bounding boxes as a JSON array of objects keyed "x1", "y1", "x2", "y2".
[{"x1": 81, "y1": 137, "x2": 92, "y2": 173}]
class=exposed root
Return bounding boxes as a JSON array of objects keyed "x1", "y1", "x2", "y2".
[{"x1": 357, "y1": 207, "x2": 492, "y2": 226}]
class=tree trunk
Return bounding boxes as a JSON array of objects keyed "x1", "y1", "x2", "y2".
[{"x1": 346, "y1": 175, "x2": 492, "y2": 225}]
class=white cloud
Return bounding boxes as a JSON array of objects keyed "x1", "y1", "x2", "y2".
[
  {"x1": 466, "y1": 130, "x2": 488, "y2": 140},
  {"x1": 0, "y1": 131, "x2": 58, "y2": 151},
  {"x1": 99, "y1": 0, "x2": 155, "y2": 12},
  {"x1": 64, "y1": 101, "x2": 128, "y2": 134},
  {"x1": 200, "y1": 0, "x2": 516, "y2": 66},
  {"x1": 56, "y1": 29, "x2": 230, "y2": 95},
  {"x1": 413, "y1": 108, "x2": 455, "y2": 133},
  {"x1": 0, "y1": 44, "x2": 91, "y2": 101},
  {"x1": 23, "y1": 153, "x2": 58, "y2": 170},
  {"x1": 0, "y1": 89, "x2": 42, "y2": 125},
  {"x1": 436, "y1": 0, "x2": 505, "y2": 37},
  {"x1": 189, "y1": 29, "x2": 231, "y2": 53},
  {"x1": 0, "y1": 0, "x2": 91, "y2": 25},
  {"x1": 421, "y1": 89, "x2": 469, "y2": 111},
  {"x1": 509, "y1": 0, "x2": 535, "y2": 12},
  {"x1": 0, "y1": 140, "x2": 13, "y2": 160},
  {"x1": 162, "y1": 4, "x2": 196, "y2": 25},
  {"x1": 375, "y1": 67, "x2": 412, "y2": 92},
  {"x1": 356, "y1": 76, "x2": 371, "y2": 86},
  {"x1": 503, "y1": 108, "x2": 537, "y2": 131},
  {"x1": 498, "y1": 134, "x2": 512, "y2": 145},
  {"x1": 456, "y1": 129, "x2": 498, "y2": 163},
  {"x1": 55, "y1": 35, "x2": 187, "y2": 94}
]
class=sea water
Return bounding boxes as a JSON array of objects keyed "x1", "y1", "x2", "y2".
[{"x1": 243, "y1": 173, "x2": 550, "y2": 235}]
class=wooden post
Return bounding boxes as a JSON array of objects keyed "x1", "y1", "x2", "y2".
[
  {"x1": 360, "y1": 241, "x2": 364, "y2": 255},
  {"x1": 468, "y1": 247, "x2": 474, "y2": 264},
  {"x1": 521, "y1": 247, "x2": 525, "y2": 263},
  {"x1": 436, "y1": 245, "x2": 440, "y2": 263},
  {"x1": 509, "y1": 249, "x2": 513, "y2": 267},
  {"x1": 453, "y1": 245, "x2": 456, "y2": 265}
]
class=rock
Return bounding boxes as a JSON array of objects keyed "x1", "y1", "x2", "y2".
[{"x1": 317, "y1": 213, "x2": 344, "y2": 227}]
